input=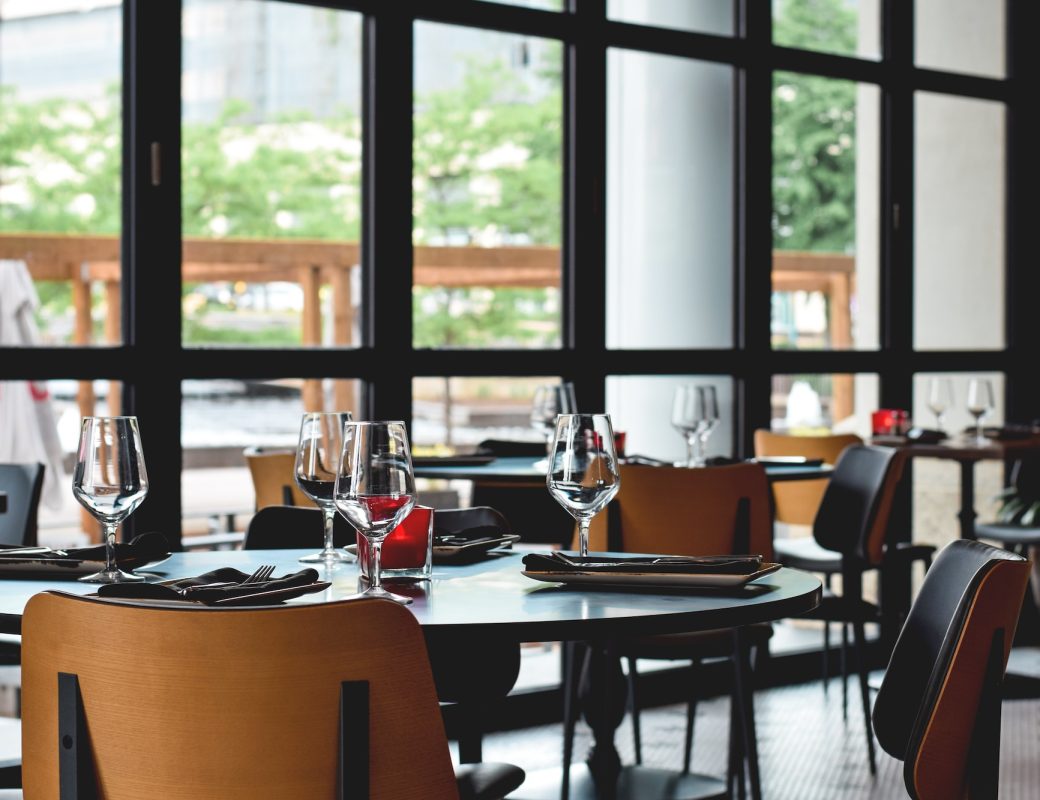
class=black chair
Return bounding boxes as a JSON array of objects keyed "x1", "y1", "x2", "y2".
[
  {"x1": 245, "y1": 504, "x2": 520, "y2": 766},
  {"x1": 872, "y1": 539, "x2": 1031, "y2": 798},
  {"x1": 470, "y1": 440, "x2": 573, "y2": 546},
  {"x1": 0, "y1": 463, "x2": 45, "y2": 548},
  {"x1": 777, "y1": 445, "x2": 909, "y2": 774}
]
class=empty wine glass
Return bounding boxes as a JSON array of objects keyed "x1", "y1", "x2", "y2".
[
  {"x1": 294, "y1": 411, "x2": 353, "y2": 564},
  {"x1": 672, "y1": 385, "x2": 717, "y2": 468},
  {"x1": 967, "y1": 378, "x2": 995, "y2": 445},
  {"x1": 72, "y1": 416, "x2": 148, "y2": 583},
  {"x1": 530, "y1": 382, "x2": 577, "y2": 448},
  {"x1": 333, "y1": 421, "x2": 416, "y2": 604},
  {"x1": 547, "y1": 414, "x2": 621, "y2": 558},
  {"x1": 927, "y1": 377, "x2": 954, "y2": 432}
]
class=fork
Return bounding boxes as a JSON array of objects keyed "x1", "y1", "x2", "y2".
[{"x1": 242, "y1": 564, "x2": 276, "y2": 584}]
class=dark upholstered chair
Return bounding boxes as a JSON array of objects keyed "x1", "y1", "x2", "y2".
[
  {"x1": 872, "y1": 539, "x2": 1031, "y2": 799},
  {"x1": 0, "y1": 463, "x2": 45, "y2": 548}
]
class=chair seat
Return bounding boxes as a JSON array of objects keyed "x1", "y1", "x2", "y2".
[
  {"x1": 774, "y1": 537, "x2": 843, "y2": 573},
  {"x1": 799, "y1": 588, "x2": 879, "y2": 623},
  {"x1": 455, "y1": 762, "x2": 526, "y2": 800},
  {"x1": 975, "y1": 522, "x2": 1040, "y2": 547},
  {"x1": 620, "y1": 623, "x2": 774, "y2": 660}
]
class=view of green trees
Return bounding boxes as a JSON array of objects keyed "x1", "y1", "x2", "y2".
[{"x1": 1, "y1": 0, "x2": 855, "y2": 347}]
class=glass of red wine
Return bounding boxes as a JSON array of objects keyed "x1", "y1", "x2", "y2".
[
  {"x1": 294, "y1": 411, "x2": 353, "y2": 564},
  {"x1": 333, "y1": 421, "x2": 417, "y2": 604}
]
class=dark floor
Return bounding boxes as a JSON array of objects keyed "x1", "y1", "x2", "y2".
[{"x1": 482, "y1": 674, "x2": 1040, "y2": 799}]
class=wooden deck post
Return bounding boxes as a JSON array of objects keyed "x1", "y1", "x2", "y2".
[{"x1": 299, "y1": 264, "x2": 323, "y2": 412}]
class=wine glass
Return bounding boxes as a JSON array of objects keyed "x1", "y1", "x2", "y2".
[
  {"x1": 967, "y1": 378, "x2": 995, "y2": 445},
  {"x1": 927, "y1": 377, "x2": 954, "y2": 432},
  {"x1": 547, "y1": 414, "x2": 621, "y2": 558},
  {"x1": 672, "y1": 385, "x2": 714, "y2": 468},
  {"x1": 294, "y1": 411, "x2": 353, "y2": 564},
  {"x1": 333, "y1": 421, "x2": 416, "y2": 604},
  {"x1": 530, "y1": 382, "x2": 577, "y2": 447},
  {"x1": 71, "y1": 416, "x2": 149, "y2": 583}
]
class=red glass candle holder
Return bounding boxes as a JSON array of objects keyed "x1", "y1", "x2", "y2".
[
  {"x1": 613, "y1": 431, "x2": 627, "y2": 458},
  {"x1": 357, "y1": 505, "x2": 433, "y2": 580},
  {"x1": 872, "y1": 409, "x2": 910, "y2": 436}
]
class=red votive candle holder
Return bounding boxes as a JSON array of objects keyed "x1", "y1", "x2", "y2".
[
  {"x1": 872, "y1": 409, "x2": 910, "y2": 436},
  {"x1": 613, "y1": 431, "x2": 627, "y2": 458},
  {"x1": 357, "y1": 504, "x2": 433, "y2": 580}
]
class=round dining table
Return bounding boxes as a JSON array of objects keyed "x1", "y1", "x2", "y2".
[{"x1": 0, "y1": 548, "x2": 821, "y2": 800}]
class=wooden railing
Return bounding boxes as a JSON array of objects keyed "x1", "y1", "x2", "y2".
[{"x1": 1, "y1": 232, "x2": 853, "y2": 421}]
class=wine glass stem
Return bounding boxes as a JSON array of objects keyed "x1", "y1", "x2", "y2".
[
  {"x1": 686, "y1": 434, "x2": 703, "y2": 467},
  {"x1": 577, "y1": 518, "x2": 591, "y2": 558},
  {"x1": 369, "y1": 539, "x2": 383, "y2": 592},
  {"x1": 322, "y1": 508, "x2": 336, "y2": 555},
  {"x1": 103, "y1": 522, "x2": 118, "y2": 574}
]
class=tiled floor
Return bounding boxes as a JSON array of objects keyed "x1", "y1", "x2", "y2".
[{"x1": 484, "y1": 676, "x2": 1040, "y2": 799}]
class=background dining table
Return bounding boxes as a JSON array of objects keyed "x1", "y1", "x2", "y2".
[{"x1": 0, "y1": 548, "x2": 821, "y2": 800}]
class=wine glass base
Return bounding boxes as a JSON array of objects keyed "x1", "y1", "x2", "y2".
[
  {"x1": 78, "y1": 568, "x2": 145, "y2": 584},
  {"x1": 299, "y1": 549, "x2": 353, "y2": 564},
  {"x1": 361, "y1": 585, "x2": 413, "y2": 605}
]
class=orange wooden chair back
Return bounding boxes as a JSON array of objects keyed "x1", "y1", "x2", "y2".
[
  {"x1": 20, "y1": 594, "x2": 459, "y2": 800},
  {"x1": 753, "y1": 430, "x2": 862, "y2": 526},
  {"x1": 584, "y1": 463, "x2": 773, "y2": 560},
  {"x1": 243, "y1": 448, "x2": 314, "y2": 509}
]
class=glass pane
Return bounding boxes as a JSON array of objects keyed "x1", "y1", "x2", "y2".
[
  {"x1": 608, "y1": 0, "x2": 734, "y2": 36},
  {"x1": 770, "y1": 373, "x2": 879, "y2": 437},
  {"x1": 914, "y1": 93, "x2": 1005, "y2": 351},
  {"x1": 916, "y1": 0, "x2": 1005, "y2": 78},
  {"x1": 181, "y1": 1, "x2": 362, "y2": 348},
  {"x1": 605, "y1": 375, "x2": 735, "y2": 463},
  {"x1": 773, "y1": 0, "x2": 880, "y2": 60},
  {"x1": 911, "y1": 372, "x2": 1005, "y2": 555},
  {"x1": 606, "y1": 50, "x2": 734, "y2": 349},
  {"x1": 0, "y1": 2, "x2": 122, "y2": 346},
  {"x1": 773, "y1": 74, "x2": 879, "y2": 350},
  {"x1": 180, "y1": 378, "x2": 360, "y2": 539},
  {"x1": 412, "y1": 376, "x2": 556, "y2": 454},
  {"x1": 1, "y1": 379, "x2": 121, "y2": 545},
  {"x1": 414, "y1": 24, "x2": 562, "y2": 349},
  {"x1": 480, "y1": 0, "x2": 562, "y2": 9}
]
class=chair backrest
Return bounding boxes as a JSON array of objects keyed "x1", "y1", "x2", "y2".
[
  {"x1": 21, "y1": 592, "x2": 459, "y2": 800},
  {"x1": 585, "y1": 463, "x2": 774, "y2": 560},
  {"x1": 753, "y1": 430, "x2": 862, "y2": 526},
  {"x1": 0, "y1": 463, "x2": 45, "y2": 547},
  {"x1": 244, "y1": 504, "x2": 356, "y2": 550},
  {"x1": 243, "y1": 447, "x2": 313, "y2": 510},
  {"x1": 872, "y1": 540, "x2": 1030, "y2": 800},
  {"x1": 813, "y1": 445, "x2": 904, "y2": 566}
]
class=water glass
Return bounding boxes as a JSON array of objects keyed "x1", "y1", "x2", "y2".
[
  {"x1": 294, "y1": 411, "x2": 353, "y2": 564},
  {"x1": 546, "y1": 413, "x2": 621, "y2": 557}
]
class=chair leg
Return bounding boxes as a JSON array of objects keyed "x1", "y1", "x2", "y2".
[
  {"x1": 732, "y1": 629, "x2": 762, "y2": 800},
  {"x1": 626, "y1": 656, "x2": 643, "y2": 766},
  {"x1": 683, "y1": 660, "x2": 699, "y2": 774},
  {"x1": 841, "y1": 622, "x2": 849, "y2": 721},
  {"x1": 727, "y1": 687, "x2": 747, "y2": 800},
  {"x1": 561, "y1": 641, "x2": 586, "y2": 788},
  {"x1": 822, "y1": 621, "x2": 830, "y2": 694},
  {"x1": 852, "y1": 621, "x2": 877, "y2": 775}
]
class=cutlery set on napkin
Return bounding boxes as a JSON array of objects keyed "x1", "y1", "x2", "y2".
[
  {"x1": 0, "y1": 532, "x2": 172, "y2": 579},
  {"x1": 521, "y1": 551, "x2": 780, "y2": 589},
  {"x1": 97, "y1": 566, "x2": 330, "y2": 606}
]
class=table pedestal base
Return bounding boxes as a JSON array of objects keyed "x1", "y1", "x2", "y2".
[{"x1": 512, "y1": 764, "x2": 728, "y2": 800}]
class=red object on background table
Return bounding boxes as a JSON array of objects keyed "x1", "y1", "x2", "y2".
[
  {"x1": 613, "y1": 431, "x2": 627, "y2": 458},
  {"x1": 872, "y1": 409, "x2": 909, "y2": 436},
  {"x1": 357, "y1": 504, "x2": 433, "y2": 579}
]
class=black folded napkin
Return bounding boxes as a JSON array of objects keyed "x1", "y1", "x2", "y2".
[
  {"x1": 522, "y1": 552, "x2": 764, "y2": 575},
  {"x1": 0, "y1": 531, "x2": 169, "y2": 567},
  {"x1": 433, "y1": 524, "x2": 508, "y2": 547},
  {"x1": 97, "y1": 567, "x2": 323, "y2": 605}
]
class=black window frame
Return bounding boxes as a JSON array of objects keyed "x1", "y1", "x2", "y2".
[{"x1": 1, "y1": 0, "x2": 1032, "y2": 549}]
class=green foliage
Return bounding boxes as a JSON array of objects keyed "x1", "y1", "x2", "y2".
[{"x1": 772, "y1": 0, "x2": 858, "y2": 253}]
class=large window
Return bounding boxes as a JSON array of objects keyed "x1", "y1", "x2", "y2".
[{"x1": 0, "y1": 0, "x2": 1023, "y2": 548}]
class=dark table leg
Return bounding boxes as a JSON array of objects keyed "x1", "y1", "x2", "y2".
[
  {"x1": 959, "y1": 461, "x2": 978, "y2": 540},
  {"x1": 515, "y1": 642, "x2": 728, "y2": 800}
]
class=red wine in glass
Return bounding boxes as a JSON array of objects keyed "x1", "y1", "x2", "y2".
[{"x1": 296, "y1": 478, "x2": 335, "y2": 504}]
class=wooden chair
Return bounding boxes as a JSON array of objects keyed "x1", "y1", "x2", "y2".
[
  {"x1": 783, "y1": 444, "x2": 907, "y2": 774},
  {"x1": 753, "y1": 430, "x2": 861, "y2": 527},
  {"x1": 243, "y1": 447, "x2": 313, "y2": 509},
  {"x1": 872, "y1": 539, "x2": 1031, "y2": 799},
  {"x1": 568, "y1": 463, "x2": 775, "y2": 799},
  {"x1": 245, "y1": 504, "x2": 520, "y2": 767},
  {"x1": 19, "y1": 592, "x2": 525, "y2": 800}
]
